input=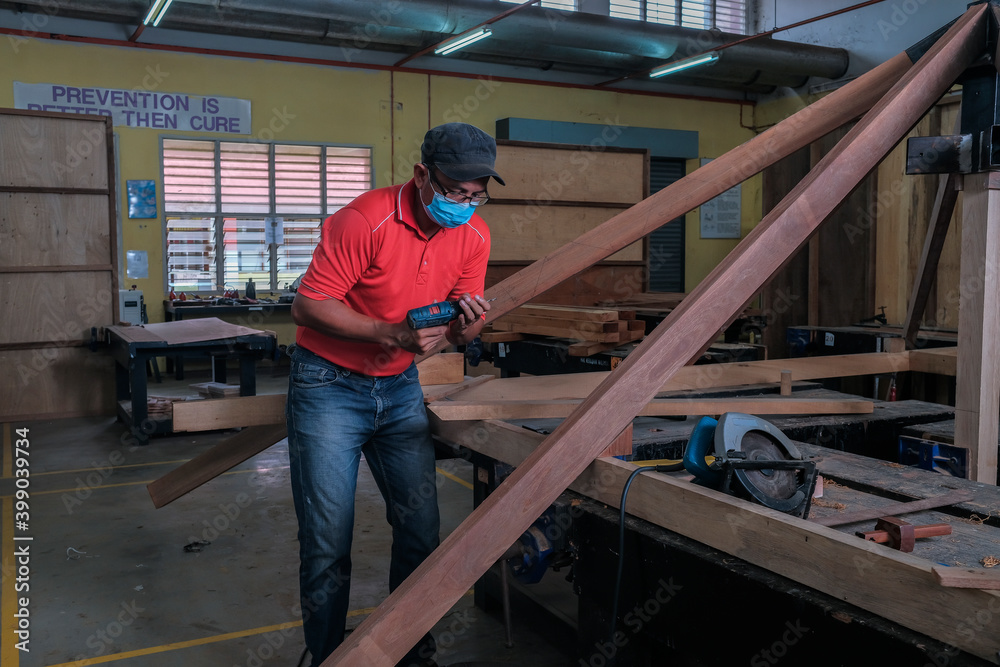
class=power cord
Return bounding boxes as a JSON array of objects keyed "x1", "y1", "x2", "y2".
[{"x1": 610, "y1": 462, "x2": 683, "y2": 643}]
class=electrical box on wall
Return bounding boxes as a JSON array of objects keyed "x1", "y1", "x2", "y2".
[{"x1": 119, "y1": 290, "x2": 144, "y2": 325}]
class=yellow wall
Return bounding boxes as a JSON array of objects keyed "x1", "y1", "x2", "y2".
[{"x1": 2, "y1": 37, "x2": 762, "y2": 344}]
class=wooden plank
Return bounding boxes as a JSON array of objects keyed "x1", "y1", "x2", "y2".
[
  {"x1": 494, "y1": 314, "x2": 622, "y2": 334},
  {"x1": 0, "y1": 271, "x2": 114, "y2": 345},
  {"x1": 491, "y1": 319, "x2": 622, "y2": 342},
  {"x1": 0, "y1": 193, "x2": 111, "y2": 267},
  {"x1": 908, "y1": 346, "x2": 958, "y2": 375},
  {"x1": 146, "y1": 423, "x2": 289, "y2": 508},
  {"x1": 599, "y1": 422, "x2": 632, "y2": 457},
  {"x1": 427, "y1": 396, "x2": 874, "y2": 421},
  {"x1": 0, "y1": 114, "x2": 109, "y2": 189},
  {"x1": 486, "y1": 263, "x2": 647, "y2": 307},
  {"x1": 955, "y1": 172, "x2": 1000, "y2": 482},
  {"x1": 903, "y1": 172, "x2": 961, "y2": 348},
  {"x1": 453, "y1": 351, "x2": 912, "y2": 402},
  {"x1": 329, "y1": 13, "x2": 986, "y2": 664},
  {"x1": 512, "y1": 304, "x2": 622, "y2": 322},
  {"x1": 421, "y1": 375, "x2": 494, "y2": 404},
  {"x1": 172, "y1": 395, "x2": 287, "y2": 432},
  {"x1": 478, "y1": 329, "x2": 525, "y2": 343},
  {"x1": 811, "y1": 489, "x2": 975, "y2": 527},
  {"x1": 429, "y1": 416, "x2": 1000, "y2": 663},
  {"x1": 414, "y1": 352, "x2": 464, "y2": 385},
  {"x1": 933, "y1": 566, "x2": 1000, "y2": 590},
  {"x1": 479, "y1": 204, "x2": 644, "y2": 261},
  {"x1": 492, "y1": 142, "x2": 646, "y2": 203}
]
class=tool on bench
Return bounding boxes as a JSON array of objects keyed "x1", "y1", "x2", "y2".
[
  {"x1": 406, "y1": 297, "x2": 496, "y2": 329},
  {"x1": 683, "y1": 412, "x2": 818, "y2": 518},
  {"x1": 856, "y1": 516, "x2": 951, "y2": 552}
]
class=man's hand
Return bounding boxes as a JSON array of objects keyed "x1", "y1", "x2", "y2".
[
  {"x1": 447, "y1": 293, "x2": 490, "y2": 345},
  {"x1": 387, "y1": 321, "x2": 450, "y2": 355}
]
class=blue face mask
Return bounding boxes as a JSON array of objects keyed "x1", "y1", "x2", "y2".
[{"x1": 422, "y1": 190, "x2": 477, "y2": 229}]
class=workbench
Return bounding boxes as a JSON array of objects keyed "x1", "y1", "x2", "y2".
[
  {"x1": 433, "y1": 389, "x2": 1000, "y2": 666},
  {"x1": 164, "y1": 300, "x2": 293, "y2": 322},
  {"x1": 106, "y1": 322, "x2": 276, "y2": 436}
]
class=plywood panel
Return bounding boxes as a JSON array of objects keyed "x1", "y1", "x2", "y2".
[
  {"x1": 0, "y1": 272, "x2": 113, "y2": 344},
  {"x1": 0, "y1": 113, "x2": 109, "y2": 190},
  {"x1": 493, "y1": 142, "x2": 645, "y2": 203},
  {"x1": 479, "y1": 204, "x2": 642, "y2": 261},
  {"x1": 0, "y1": 347, "x2": 114, "y2": 420},
  {"x1": 0, "y1": 192, "x2": 111, "y2": 266}
]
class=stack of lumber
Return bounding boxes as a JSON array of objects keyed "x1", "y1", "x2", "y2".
[
  {"x1": 596, "y1": 292, "x2": 686, "y2": 310},
  {"x1": 146, "y1": 395, "x2": 186, "y2": 420},
  {"x1": 488, "y1": 304, "x2": 644, "y2": 355}
]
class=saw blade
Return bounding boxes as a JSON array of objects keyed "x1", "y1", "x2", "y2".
[{"x1": 733, "y1": 432, "x2": 800, "y2": 500}]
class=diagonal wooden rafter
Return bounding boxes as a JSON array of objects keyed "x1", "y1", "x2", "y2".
[{"x1": 328, "y1": 6, "x2": 988, "y2": 665}]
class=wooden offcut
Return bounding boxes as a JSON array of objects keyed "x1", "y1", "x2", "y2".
[
  {"x1": 329, "y1": 11, "x2": 985, "y2": 664},
  {"x1": 413, "y1": 352, "x2": 465, "y2": 385},
  {"x1": 932, "y1": 565, "x2": 1000, "y2": 590}
]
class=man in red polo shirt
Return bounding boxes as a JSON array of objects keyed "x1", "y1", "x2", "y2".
[{"x1": 286, "y1": 123, "x2": 501, "y2": 667}]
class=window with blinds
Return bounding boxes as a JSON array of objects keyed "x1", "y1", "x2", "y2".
[
  {"x1": 163, "y1": 139, "x2": 372, "y2": 293},
  {"x1": 610, "y1": 0, "x2": 746, "y2": 33}
]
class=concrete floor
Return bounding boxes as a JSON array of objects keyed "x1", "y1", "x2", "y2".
[{"x1": 0, "y1": 366, "x2": 574, "y2": 666}]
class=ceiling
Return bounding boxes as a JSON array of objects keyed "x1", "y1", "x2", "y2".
[{"x1": 0, "y1": 0, "x2": 851, "y2": 98}]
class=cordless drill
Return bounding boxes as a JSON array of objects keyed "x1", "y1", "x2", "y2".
[{"x1": 406, "y1": 298, "x2": 495, "y2": 329}]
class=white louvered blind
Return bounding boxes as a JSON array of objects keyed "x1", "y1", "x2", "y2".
[
  {"x1": 163, "y1": 138, "x2": 372, "y2": 292},
  {"x1": 610, "y1": 0, "x2": 746, "y2": 33}
]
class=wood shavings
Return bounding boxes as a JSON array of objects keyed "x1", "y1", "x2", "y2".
[
  {"x1": 982, "y1": 556, "x2": 1000, "y2": 568},
  {"x1": 964, "y1": 511, "x2": 996, "y2": 526},
  {"x1": 812, "y1": 498, "x2": 846, "y2": 511},
  {"x1": 878, "y1": 461, "x2": 907, "y2": 469},
  {"x1": 822, "y1": 479, "x2": 848, "y2": 489}
]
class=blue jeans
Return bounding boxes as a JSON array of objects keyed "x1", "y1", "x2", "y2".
[{"x1": 285, "y1": 344, "x2": 440, "y2": 666}]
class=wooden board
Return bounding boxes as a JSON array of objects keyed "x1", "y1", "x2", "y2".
[
  {"x1": 0, "y1": 193, "x2": 111, "y2": 267},
  {"x1": 0, "y1": 347, "x2": 114, "y2": 420},
  {"x1": 328, "y1": 14, "x2": 986, "y2": 662},
  {"x1": 479, "y1": 204, "x2": 643, "y2": 261},
  {"x1": 485, "y1": 263, "x2": 648, "y2": 307},
  {"x1": 426, "y1": 396, "x2": 874, "y2": 421},
  {"x1": 414, "y1": 352, "x2": 464, "y2": 385},
  {"x1": 429, "y1": 415, "x2": 1000, "y2": 663},
  {"x1": 146, "y1": 423, "x2": 289, "y2": 508},
  {"x1": 452, "y1": 351, "x2": 913, "y2": 402},
  {"x1": 492, "y1": 142, "x2": 646, "y2": 203},
  {"x1": 933, "y1": 566, "x2": 1000, "y2": 590},
  {"x1": 171, "y1": 395, "x2": 287, "y2": 432},
  {"x1": 0, "y1": 113, "x2": 109, "y2": 190},
  {"x1": 955, "y1": 172, "x2": 1000, "y2": 482},
  {"x1": 0, "y1": 271, "x2": 114, "y2": 345},
  {"x1": 908, "y1": 346, "x2": 958, "y2": 375},
  {"x1": 511, "y1": 304, "x2": 624, "y2": 322}
]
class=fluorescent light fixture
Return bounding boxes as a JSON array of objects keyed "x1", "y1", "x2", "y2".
[
  {"x1": 143, "y1": 0, "x2": 175, "y2": 26},
  {"x1": 434, "y1": 26, "x2": 493, "y2": 56},
  {"x1": 649, "y1": 52, "x2": 720, "y2": 79}
]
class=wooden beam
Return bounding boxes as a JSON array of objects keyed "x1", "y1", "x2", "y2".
[
  {"x1": 427, "y1": 396, "x2": 874, "y2": 421},
  {"x1": 451, "y1": 351, "x2": 912, "y2": 402},
  {"x1": 146, "y1": 423, "x2": 288, "y2": 509},
  {"x1": 430, "y1": 416, "x2": 1000, "y2": 663},
  {"x1": 933, "y1": 566, "x2": 1000, "y2": 590},
  {"x1": 903, "y1": 172, "x2": 961, "y2": 348},
  {"x1": 171, "y1": 395, "x2": 286, "y2": 432},
  {"x1": 908, "y1": 346, "x2": 958, "y2": 376},
  {"x1": 955, "y1": 171, "x2": 1000, "y2": 483},
  {"x1": 328, "y1": 10, "x2": 987, "y2": 664}
]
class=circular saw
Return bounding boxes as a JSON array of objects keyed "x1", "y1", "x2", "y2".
[{"x1": 682, "y1": 412, "x2": 817, "y2": 518}]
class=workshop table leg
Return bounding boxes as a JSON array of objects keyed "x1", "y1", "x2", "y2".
[
  {"x1": 130, "y1": 357, "x2": 149, "y2": 431},
  {"x1": 239, "y1": 356, "x2": 256, "y2": 396},
  {"x1": 212, "y1": 354, "x2": 228, "y2": 384}
]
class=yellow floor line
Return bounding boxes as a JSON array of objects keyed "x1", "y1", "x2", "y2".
[
  {"x1": 44, "y1": 591, "x2": 475, "y2": 667},
  {"x1": 2, "y1": 496, "x2": 18, "y2": 667},
  {"x1": 0, "y1": 466, "x2": 290, "y2": 500},
  {"x1": 31, "y1": 460, "x2": 191, "y2": 478},
  {"x1": 436, "y1": 467, "x2": 473, "y2": 490},
  {"x1": 2, "y1": 423, "x2": 11, "y2": 479}
]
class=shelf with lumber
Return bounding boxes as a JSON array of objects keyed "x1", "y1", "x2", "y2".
[{"x1": 488, "y1": 303, "x2": 645, "y2": 347}]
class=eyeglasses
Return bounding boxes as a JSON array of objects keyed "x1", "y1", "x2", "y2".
[{"x1": 425, "y1": 165, "x2": 490, "y2": 206}]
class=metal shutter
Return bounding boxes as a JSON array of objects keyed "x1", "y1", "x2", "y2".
[{"x1": 647, "y1": 158, "x2": 685, "y2": 293}]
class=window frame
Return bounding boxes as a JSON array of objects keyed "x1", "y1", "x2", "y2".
[{"x1": 159, "y1": 136, "x2": 373, "y2": 295}]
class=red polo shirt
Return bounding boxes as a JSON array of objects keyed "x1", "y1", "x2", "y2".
[{"x1": 295, "y1": 179, "x2": 490, "y2": 376}]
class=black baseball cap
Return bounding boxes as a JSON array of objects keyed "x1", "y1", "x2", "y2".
[{"x1": 421, "y1": 123, "x2": 506, "y2": 186}]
